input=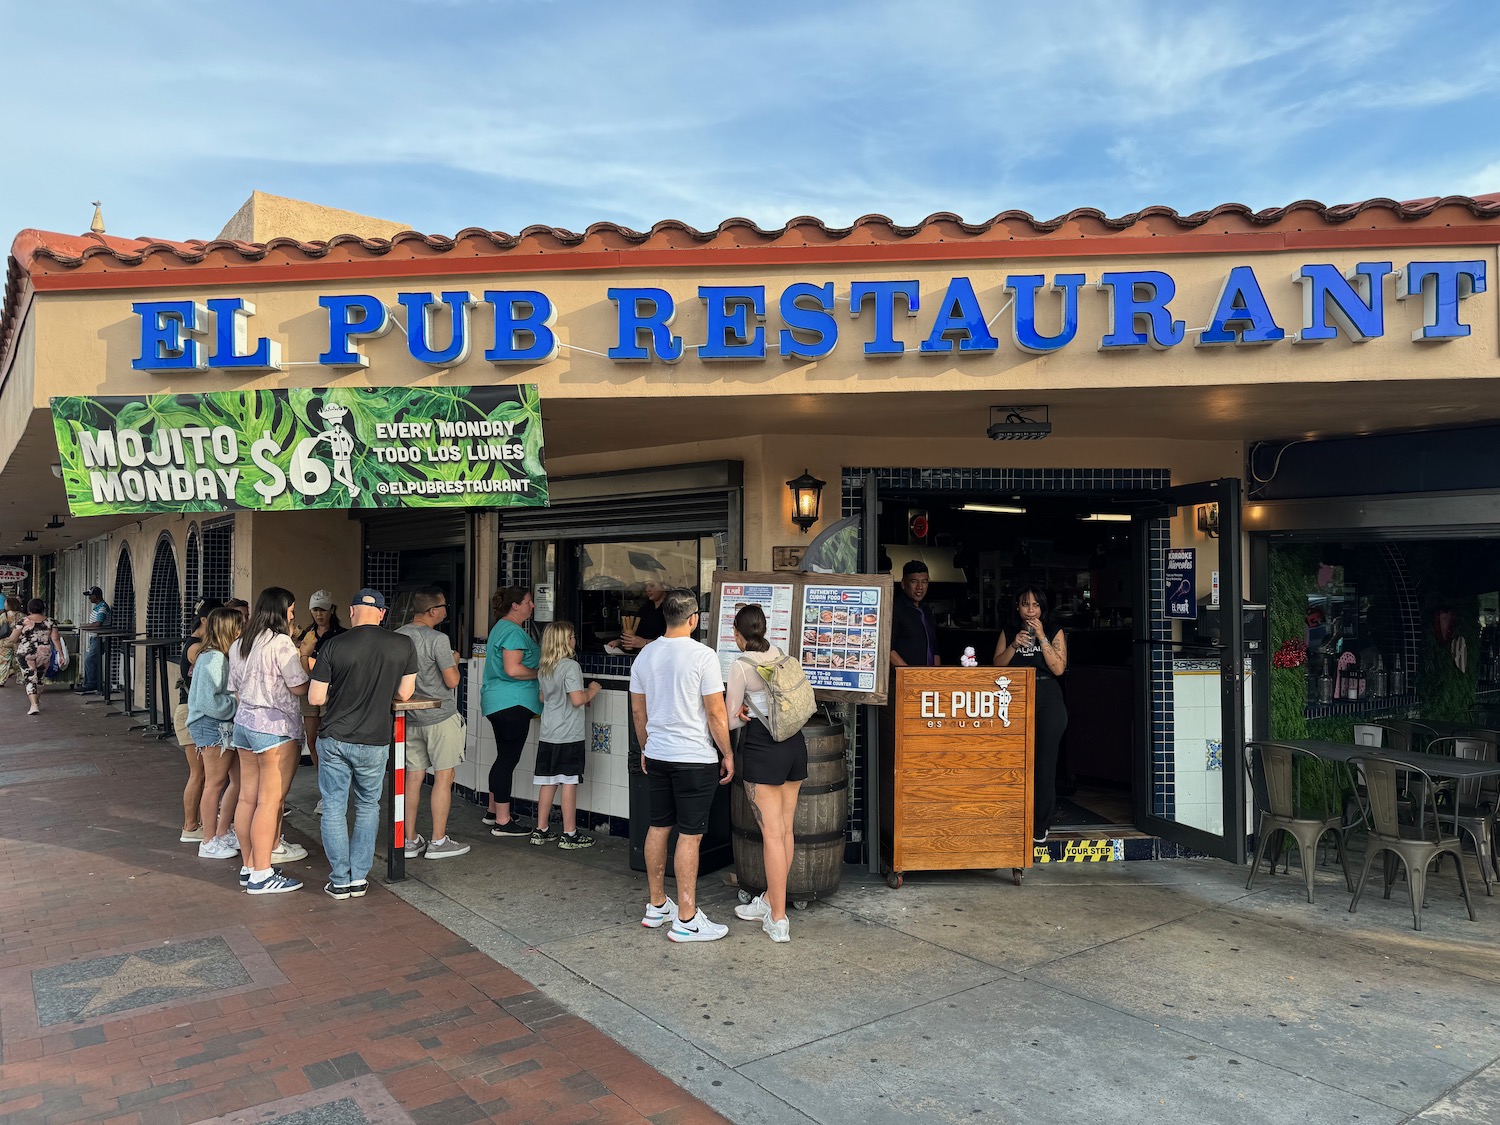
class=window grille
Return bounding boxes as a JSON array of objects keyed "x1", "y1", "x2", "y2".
[
  {"x1": 201, "y1": 519, "x2": 234, "y2": 602},
  {"x1": 146, "y1": 534, "x2": 183, "y2": 708},
  {"x1": 111, "y1": 546, "x2": 136, "y2": 693}
]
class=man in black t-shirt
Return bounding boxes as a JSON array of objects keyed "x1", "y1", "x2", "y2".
[
  {"x1": 890, "y1": 560, "x2": 940, "y2": 668},
  {"x1": 309, "y1": 588, "x2": 417, "y2": 898}
]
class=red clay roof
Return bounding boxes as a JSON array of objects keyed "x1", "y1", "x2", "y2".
[
  {"x1": 5, "y1": 194, "x2": 1500, "y2": 377},
  {"x1": 12, "y1": 194, "x2": 1500, "y2": 276}
]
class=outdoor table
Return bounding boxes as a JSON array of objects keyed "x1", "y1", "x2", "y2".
[
  {"x1": 82, "y1": 630, "x2": 135, "y2": 708},
  {"x1": 384, "y1": 694, "x2": 443, "y2": 883},
  {"x1": 1250, "y1": 738, "x2": 1500, "y2": 834},
  {"x1": 118, "y1": 637, "x2": 181, "y2": 738}
]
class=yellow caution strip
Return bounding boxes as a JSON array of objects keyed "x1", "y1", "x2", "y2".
[{"x1": 1034, "y1": 839, "x2": 1124, "y2": 863}]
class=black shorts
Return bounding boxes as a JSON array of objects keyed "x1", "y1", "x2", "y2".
[
  {"x1": 736, "y1": 721, "x2": 809, "y2": 785},
  {"x1": 535, "y1": 739, "x2": 586, "y2": 779},
  {"x1": 645, "y1": 758, "x2": 720, "y2": 836}
]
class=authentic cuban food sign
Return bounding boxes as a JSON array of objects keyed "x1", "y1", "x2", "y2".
[{"x1": 49, "y1": 385, "x2": 546, "y2": 516}]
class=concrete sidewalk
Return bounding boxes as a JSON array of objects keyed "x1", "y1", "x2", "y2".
[
  {"x1": 7, "y1": 687, "x2": 1500, "y2": 1124},
  {"x1": 0, "y1": 689, "x2": 726, "y2": 1125},
  {"x1": 293, "y1": 764, "x2": 1500, "y2": 1124}
]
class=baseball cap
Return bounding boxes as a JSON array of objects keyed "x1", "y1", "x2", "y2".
[
  {"x1": 308, "y1": 589, "x2": 335, "y2": 611},
  {"x1": 84, "y1": 586, "x2": 103, "y2": 598},
  {"x1": 352, "y1": 588, "x2": 387, "y2": 611}
]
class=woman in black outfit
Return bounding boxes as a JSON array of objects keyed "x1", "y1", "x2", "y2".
[{"x1": 993, "y1": 585, "x2": 1068, "y2": 846}]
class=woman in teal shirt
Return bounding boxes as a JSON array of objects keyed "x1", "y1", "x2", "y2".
[{"x1": 482, "y1": 586, "x2": 541, "y2": 837}]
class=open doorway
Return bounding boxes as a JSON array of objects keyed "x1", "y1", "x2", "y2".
[{"x1": 872, "y1": 487, "x2": 1145, "y2": 834}]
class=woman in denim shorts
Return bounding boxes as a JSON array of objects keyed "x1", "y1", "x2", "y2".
[
  {"x1": 190, "y1": 608, "x2": 244, "y2": 860},
  {"x1": 228, "y1": 588, "x2": 311, "y2": 894}
]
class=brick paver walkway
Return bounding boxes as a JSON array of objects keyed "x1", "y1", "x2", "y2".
[{"x1": 0, "y1": 686, "x2": 726, "y2": 1125}]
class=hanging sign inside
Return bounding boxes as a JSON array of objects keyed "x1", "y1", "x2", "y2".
[
  {"x1": 1165, "y1": 548, "x2": 1197, "y2": 620},
  {"x1": 49, "y1": 385, "x2": 547, "y2": 516}
]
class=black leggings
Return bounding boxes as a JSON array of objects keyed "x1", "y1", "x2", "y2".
[
  {"x1": 1033, "y1": 678, "x2": 1068, "y2": 837},
  {"x1": 486, "y1": 705, "x2": 535, "y2": 804}
]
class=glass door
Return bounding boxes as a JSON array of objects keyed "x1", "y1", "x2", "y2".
[{"x1": 1132, "y1": 478, "x2": 1247, "y2": 862}]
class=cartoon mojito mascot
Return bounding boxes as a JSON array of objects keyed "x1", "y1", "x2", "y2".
[{"x1": 314, "y1": 401, "x2": 360, "y2": 498}]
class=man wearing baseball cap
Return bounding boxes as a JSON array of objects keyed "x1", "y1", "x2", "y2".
[
  {"x1": 307, "y1": 588, "x2": 417, "y2": 899},
  {"x1": 79, "y1": 585, "x2": 112, "y2": 693}
]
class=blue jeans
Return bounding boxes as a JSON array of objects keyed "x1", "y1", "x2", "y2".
[
  {"x1": 317, "y1": 736, "x2": 387, "y2": 887},
  {"x1": 82, "y1": 639, "x2": 103, "y2": 691}
]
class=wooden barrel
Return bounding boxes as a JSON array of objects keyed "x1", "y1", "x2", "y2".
[{"x1": 731, "y1": 719, "x2": 847, "y2": 901}]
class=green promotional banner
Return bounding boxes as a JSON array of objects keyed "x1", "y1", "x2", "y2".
[{"x1": 49, "y1": 385, "x2": 547, "y2": 516}]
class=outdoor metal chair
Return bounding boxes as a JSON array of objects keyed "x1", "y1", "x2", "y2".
[
  {"x1": 1348, "y1": 754, "x2": 1476, "y2": 931},
  {"x1": 1246, "y1": 742, "x2": 1353, "y2": 903},
  {"x1": 1429, "y1": 736, "x2": 1499, "y2": 895}
]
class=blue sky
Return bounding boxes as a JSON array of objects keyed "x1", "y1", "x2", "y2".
[{"x1": 2, "y1": 0, "x2": 1497, "y2": 245}]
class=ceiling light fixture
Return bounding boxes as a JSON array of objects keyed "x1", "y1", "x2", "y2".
[
  {"x1": 986, "y1": 405, "x2": 1051, "y2": 441},
  {"x1": 959, "y1": 503, "x2": 1027, "y2": 515},
  {"x1": 45, "y1": 514, "x2": 64, "y2": 529},
  {"x1": 1078, "y1": 513, "x2": 1132, "y2": 522},
  {"x1": 22, "y1": 530, "x2": 38, "y2": 542}
]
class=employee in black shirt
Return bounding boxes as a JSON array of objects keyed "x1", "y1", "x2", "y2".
[
  {"x1": 890, "y1": 560, "x2": 940, "y2": 668},
  {"x1": 620, "y1": 579, "x2": 668, "y2": 651}
]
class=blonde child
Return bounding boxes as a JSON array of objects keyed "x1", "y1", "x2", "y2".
[
  {"x1": 532, "y1": 621, "x2": 601, "y2": 849},
  {"x1": 193, "y1": 608, "x2": 246, "y2": 861}
]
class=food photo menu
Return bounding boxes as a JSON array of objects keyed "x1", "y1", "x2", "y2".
[{"x1": 799, "y1": 584, "x2": 882, "y2": 692}]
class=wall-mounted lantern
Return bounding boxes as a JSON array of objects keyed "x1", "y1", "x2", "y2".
[{"x1": 786, "y1": 469, "x2": 826, "y2": 533}]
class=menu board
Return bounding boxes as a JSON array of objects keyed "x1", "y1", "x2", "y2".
[
  {"x1": 714, "y1": 580, "x2": 796, "y2": 682},
  {"x1": 711, "y1": 570, "x2": 892, "y2": 705},
  {"x1": 799, "y1": 584, "x2": 882, "y2": 692}
]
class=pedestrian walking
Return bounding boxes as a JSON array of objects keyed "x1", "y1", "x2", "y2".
[
  {"x1": 396, "y1": 587, "x2": 470, "y2": 860},
  {"x1": 229, "y1": 587, "x2": 311, "y2": 895},
  {"x1": 310, "y1": 588, "x2": 417, "y2": 899},
  {"x1": 533, "y1": 621, "x2": 601, "y2": 849},
  {"x1": 192, "y1": 607, "x2": 245, "y2": 861},
  {"x1": 0, "y1": 595, "x2": 23, "y2": 687},
  {"x1": 726, "y1": 603, "x2": 806, "y2": 943},
  {"x1": 14, "y1": 599, "x2": 63, "y2": 716},
  {"x1": 481, "y1": 586, "x2": 540, "y2": 838},
  {"x1": 629, "y1": 588, "x2": 734, "y2": 943}
]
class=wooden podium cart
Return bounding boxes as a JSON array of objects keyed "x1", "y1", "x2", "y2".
[{"x1": 880, "y1": 666, "x2": 1036, "y2": 887}]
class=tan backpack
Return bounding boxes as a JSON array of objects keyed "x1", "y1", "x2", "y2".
[{"x1": 740, "y1": 653, "x2": 818, "y2": 741}]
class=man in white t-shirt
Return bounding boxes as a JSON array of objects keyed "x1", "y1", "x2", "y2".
[{"x1": 629, "y1": 588, "x2": 734, "y2": 943}]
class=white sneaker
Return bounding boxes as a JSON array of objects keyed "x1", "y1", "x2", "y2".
[
  {"x1": 734, "y1": 894, "x2": 771, "y2": 922},
  {"x1": 763, "y1": 915, "x2": 791, "y2": 943},
  {"x1": 270, "y1": 837, "x2": 308, "y2": 862},
  {"x1": 180, "y1": 826, "x2": 204, "y2": 843},
  {"x1": 314, "y1": 799, "x2": 324, "y2": 816},
  {"x1": 641, "y1": 896, "x2": 678, "y2": 929},
  {"x1": 404, "y1": 834, "x2": 427, "y2": 858},
  {"x1": 668, "y1": 909, "x2": 728, "y2": 943},
  {"x1": 224, "y1": 828, "x2": 239, "y2": 849},
  {"x1": 198, "y1": 835, "x2": 239, "y2": 859}
]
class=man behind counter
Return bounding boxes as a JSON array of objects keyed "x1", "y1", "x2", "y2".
[
  {"x1": 619, "y1": 579, "x2": 668, "y2": 652},
  {"x1": 890, "y1": 559, "x2": 940, "y2": 668}
]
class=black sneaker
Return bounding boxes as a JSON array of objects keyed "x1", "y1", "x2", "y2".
[
  {"x1": 490, "y1": 820, "x2": 530, "y2": 838},
  {"x1": 528, "y1": 827, "x2": 561, "y2": 846},
  {"x1": 558, "y1": 831, "x2": 595, "y2": 850},
  {"x1": 324, "y1": 882, "x2": 354, "y2": 900},
  {"x1": 346, "y1": 881, "x2": 368, "y2": 898}
]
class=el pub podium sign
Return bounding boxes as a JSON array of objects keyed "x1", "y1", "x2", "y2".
[{"x1": 881, "y1": 667, "x2": 1036, "y2": 884}]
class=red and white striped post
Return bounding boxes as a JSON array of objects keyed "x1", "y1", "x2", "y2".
[{"x1": 388, "y1": 710, "x2": 408, "y2": 881}]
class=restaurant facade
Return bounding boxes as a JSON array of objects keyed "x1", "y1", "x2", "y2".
[{"x1": 3, "y1": 190, "x2": 1498, "y2": 868}]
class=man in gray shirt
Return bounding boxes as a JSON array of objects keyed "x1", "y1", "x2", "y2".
[{"x1": 396, "y1": 587, "x2": 469, "y2": 860}]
